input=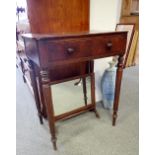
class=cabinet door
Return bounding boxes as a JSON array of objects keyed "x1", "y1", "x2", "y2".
[
  {"x1": 121, "y1": 0, "x2": 139, "y2": 16},
  {"x1": 121, "y1": 0, "x2": 133, "y2": 16}
]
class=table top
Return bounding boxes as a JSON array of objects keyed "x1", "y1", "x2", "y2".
[{"x1": 22, "y1": 31, "x2": 127, "y2": 40}]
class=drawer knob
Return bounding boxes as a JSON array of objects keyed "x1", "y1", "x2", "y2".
[
  {"x1": 106, "y1": 42, "x2": 113, "y2": 49},
  {"x1": 67, "y1": 48, "x2": 75, "y2": 54}
]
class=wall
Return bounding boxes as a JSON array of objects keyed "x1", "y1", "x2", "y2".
[{"x1": 90, "y1": 0, "x2": 122, "y2": 101}]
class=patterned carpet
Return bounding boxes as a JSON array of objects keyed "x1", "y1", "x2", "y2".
[{"x1": 16, "y1": 66, "x2": 139, "y2": 155}]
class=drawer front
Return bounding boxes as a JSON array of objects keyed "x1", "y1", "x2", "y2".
[{"x1": 46, "y1": 34, "x2": 126, "y2": 64}]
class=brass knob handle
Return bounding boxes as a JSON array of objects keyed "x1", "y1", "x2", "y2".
[
  {"x1": 106, "y1": 42, "x2": 113, "y2": 49},
  {"x1": 67, "y1": 48, "x2": 75, "y2": 54}
]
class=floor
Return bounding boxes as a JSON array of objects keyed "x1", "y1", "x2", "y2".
[{"x1": 16, "y1": 66, "x2": 139, "y2": 155}]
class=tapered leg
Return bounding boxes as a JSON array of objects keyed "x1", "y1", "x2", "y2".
[
  {"x1": 82, "y1": 77, "x2": 87, "y2": 106},
  {"x1": 40, "y1": 70, "x2": 57, "y2": 150},
  {"x1": 90, "y1": 73, "x2": 100, "y2": 118},
  {"x1": 28, "y1": 60, "x2": 43, "y2": 124},
  {"x1": 112, "y1": 56, "x2": 124, "y2": 126}
]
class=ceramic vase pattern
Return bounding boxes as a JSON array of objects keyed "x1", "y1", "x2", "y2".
[{"x1": 101, "y1": 63, "x2": 116, "y2": 109}]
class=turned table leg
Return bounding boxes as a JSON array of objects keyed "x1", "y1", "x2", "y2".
[
  {"x1": 112, "y1": 56, "x2": 124, "y2": 126},
  {"x1": 38, "y1": 75, "x2": 47, "y2": 119},
  {"x1": 28, "y1": 60, "x2": 43, "y2": 124},
  {"x1": 40, "y1": 70, "x2": 57, "y2": 150},
  {"x1": 82, "y1": 77, "x2": 88, "y2": 106},
  {"x1": 90, "y1": 73, "x2": 100, "y2": 118}
]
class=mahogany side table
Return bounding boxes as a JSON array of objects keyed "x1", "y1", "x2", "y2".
[{"x1": 22, "y1": 31, "x2": 127, "y2": 150}]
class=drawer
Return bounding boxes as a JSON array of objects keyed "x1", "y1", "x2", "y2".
[{"x1": 46, "y1": 33, "x2": 126, "y2": 63}]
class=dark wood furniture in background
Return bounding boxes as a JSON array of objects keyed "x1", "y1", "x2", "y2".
[
  {"x1": 120, "y1": 0, "x2": 139, "y2": 66},
  {"x1": 26, "y1": 0, "x2": 89, "y2": 33},
  {"x1": 22, "y1": 31, "x2": 127, "y2": 150},
  {"x1": 16, "y1": 22, "x2": 33, "y2": 92}
]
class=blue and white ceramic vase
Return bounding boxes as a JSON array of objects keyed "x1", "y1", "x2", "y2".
[{"x1": 101, "y1": 60, "x2": 117, "y2": 109}]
